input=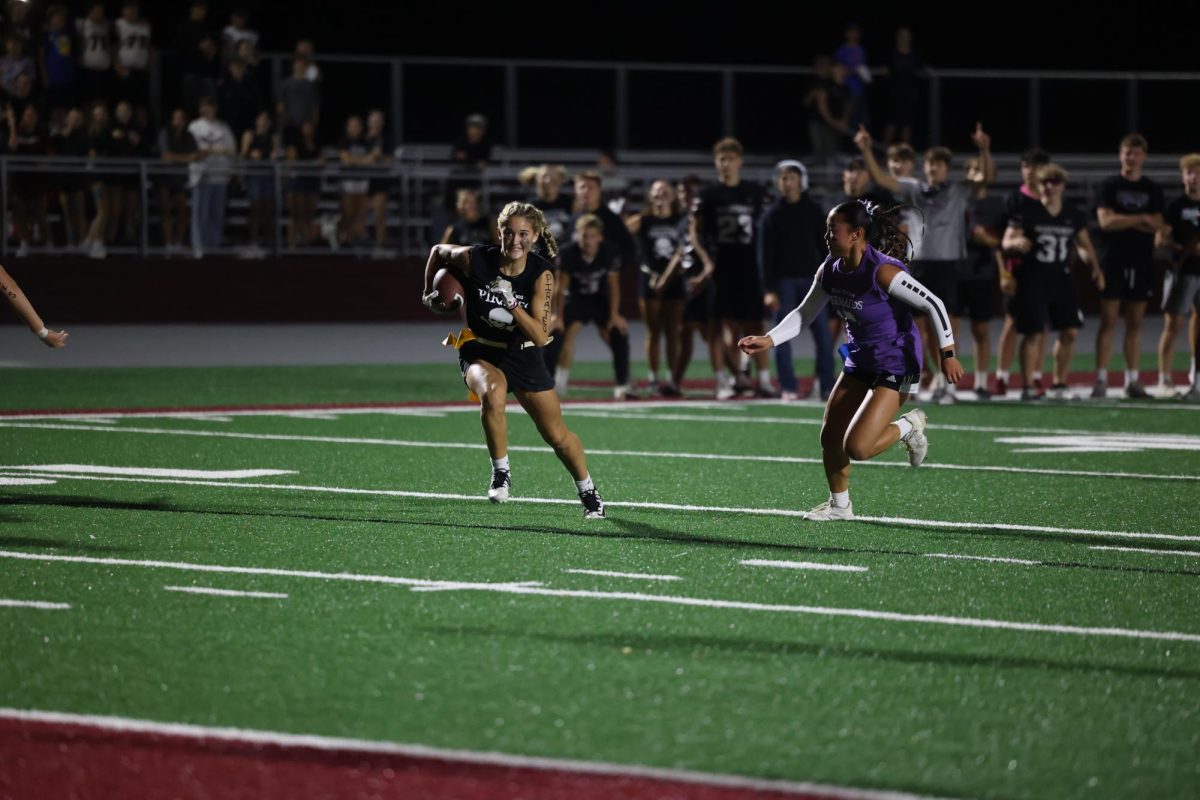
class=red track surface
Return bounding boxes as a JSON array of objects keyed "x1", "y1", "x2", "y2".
[{"x1": 0, "y1": 716, "x2": 847, "y2": 800}]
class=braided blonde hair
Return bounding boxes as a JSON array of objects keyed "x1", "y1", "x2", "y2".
[{"x1": 497, "y1": 201, "x2": 559, "y2": 258}]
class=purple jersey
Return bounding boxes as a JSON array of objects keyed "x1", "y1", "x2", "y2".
[{"x1": 820, "y1": 245, "x2": 923, "y2": 376}]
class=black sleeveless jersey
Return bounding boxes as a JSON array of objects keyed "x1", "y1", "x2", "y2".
[
  {"x1": 464, "y1": 245, "x2": 554, "y2": 344},
  {"x1": 637, "y1": 212, "x2": 685, "y2": 274}
]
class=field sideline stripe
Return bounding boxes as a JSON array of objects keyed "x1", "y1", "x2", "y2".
[
  {"x1": 0, "y1": 708, "x2": 947, "y2": 800},
  {"x1": 0, "y1": 400, "x2": 1185, "y2": 438},
  {"x1": 0, "y1": 421, "x2": 1194, "y2": 483},
  {"x1": 0, "y1": 598, "x2": 70, "y2": 610},
  {"x1": 1089, "y1": 546, "x2": 1200, "y2": 558},
  {"x1": 2, "y1": 550, "x2": 1196, "y2": 643},
  {"x1": 564, "y1": 569, "x2": 682, "y2": 581},
  {"x1": 924, "y1": 554, "x2": 1042, "y2": 566},
  {"x1": 741, "y1": 560, "x2": 869, "y2": 573},
  {"x1": 1, "y1": 469, "x2": 1195, "y2": 543},
  {"x1": 163, "y1": 586, "x2": 289, "y2": 599}
]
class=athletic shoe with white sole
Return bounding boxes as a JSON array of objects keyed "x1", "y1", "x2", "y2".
[
  {"x1": 579, "y1": 488, "x2": 605, "y2": 519},
  {"x1": 487, "y1": 469, "x2": 510, "y2": 503},
  {"x1": 802, "y1": 498, "x2": 854, "y2": 521},
  {"x1": 898, "y1": 407, "x2": 928, "y2": 467},
  {"x1": 1125, "y1": 382, "x2": 1150, "y2": 399},
  {"x1": 1090, "y1": 379, "x2": 1107, "y2": 399}
]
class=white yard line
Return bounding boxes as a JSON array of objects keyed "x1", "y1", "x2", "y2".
[
  {"x1": 0, "y1": 598, "x2": 70, "y2": 610},
  {"x1": 0, "y1": 469, "x2": 1194, "y2": 544},
  {"x1": 1089, "y1": 546, "x2": 1200, "y2": 558},
  {"x1": 0, "y1": 477, "x2": 56, "y2": 486},
  {"x1": 924, "y1": 554, "x2": 1042, "y2": 566},
  {"x1": 1, "y1": 421, "x2": 1194, "y2": 482},
  {"x1": 163, "y1": 586, "x2": 289, "y2": 599},
  {"x1": 564, "y1": 569, "x2": 682, "y2": 581},
  {"x1": 2, "y1": 548, "x2": 1195, "y2": 643},
  {"x1": 0, "y1": 464, "x2": 295, "y2": 480},
  {"x1": 741, "y1": 559, "x2": 868, "y2": 573},
  {"x1": 0, "y1": 708, "x2": 945, "y2": 800}
]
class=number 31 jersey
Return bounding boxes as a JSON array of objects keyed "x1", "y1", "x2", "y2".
[
  {"x1": 693, "y1": 181, "x2": 765, "y2": 273},
  {"x1": 1012, "y1": 203, "x2": 1088, "y2": 275}
]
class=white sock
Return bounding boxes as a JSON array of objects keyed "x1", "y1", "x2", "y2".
[
  {"x1": 1159, "y1": 370, "x2": 1170, "y2": 385},
  {"x1": 996, "y1": 369, "x2": 1009, "y2": 382},
  {"x1": 648, "y1": 369, "x2": 658, "y2": 384},
  {"x1": 575, "y1": 475, "x2": 594, "y2": 493},
  {"x1": 555, "y1": 367, "x2": 569, "y2": 388},
  {"x1": 1125, "y1": 369, "x2": 1138, "y2": 386},
  {"x1": 758, "y1": 371, "x2": 773, "y2": 389},
  {"x1": 975, "y1": 371, "x2": 987, "y2": 388},
  {"x1": 895, "y1": 418, "x2": 913, "y2": 440},
  {"x1": 1096, "y1": 369, "x2": 1108, "y2": 383},
  {"x1": 1032, "y1": 370, "x2": 1043, "y2": 382},
  {"x1": 492, "y1": 456, "x2": 509, "y2": 472},
  {"x1": 717, "y1": 369, "x2": 732, "y2": 387},
  {"x1": 831, "y1": 490, "x2": 850, "y2": 509}
]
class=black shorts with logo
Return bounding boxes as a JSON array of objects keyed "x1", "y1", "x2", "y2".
[
  {"x1": 1101, "y1": 262, "x2": 1154, "y2": 302},
  {"x1": 458, "y1": 339, "x2": 555, "y2": 393},
  {"x1": 843, "y1": 368, "x2": 920, "y2": 395}
]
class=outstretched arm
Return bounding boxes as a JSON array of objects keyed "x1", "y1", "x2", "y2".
[
  {"x1": 0, "y1": 265, "x2": 68, "y2": 347},
  {"x1": 852, "y1": 125, "x2": 901, "y2": 194},
  {"x1": 739, "y1": 267, "x2": 829, "y2": 353}
]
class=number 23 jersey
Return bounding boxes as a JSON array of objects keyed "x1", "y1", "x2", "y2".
[
  {"x1": 693, "y1": 182, "x2": 765, "y2": 270},
  {"x1": 1012, "y1": 203, "x2": 1087, "y2": 275}
]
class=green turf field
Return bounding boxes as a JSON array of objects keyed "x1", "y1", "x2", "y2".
[{"x1": 2, "y1": 363, "x2": 1199, "y2": 799}]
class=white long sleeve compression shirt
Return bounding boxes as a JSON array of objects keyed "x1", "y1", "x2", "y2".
[
  {"x1": 885, "y1": 270, "x2": 955, "y2": 350},
  {"x1": 764, "y1": 273, "x2": 829, "y2": 346}
]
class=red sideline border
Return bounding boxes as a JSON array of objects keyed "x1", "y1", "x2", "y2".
[{"x1": 0, "y1": 710, "x2": 933, "y2": 800}]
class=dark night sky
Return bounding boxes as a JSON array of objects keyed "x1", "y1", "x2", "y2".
[
  {"x1": 124, "y1": 1, "x2": 1200, "y2": 153},
  {"x1": 144, "y1": 1, "x2": 1200, "y2": 72}
]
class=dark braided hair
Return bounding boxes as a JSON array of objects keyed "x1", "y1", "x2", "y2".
[{"x1": 830, "y1": 199, "x2": 917, "y2": 266}]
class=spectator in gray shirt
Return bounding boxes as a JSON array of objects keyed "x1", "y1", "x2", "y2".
[
  {"x1": 853, "y1": 122, "x2": 994, "y2": 401},
  {"x1": 277, "y1": 56, "x2": 319, "y2": 139}
]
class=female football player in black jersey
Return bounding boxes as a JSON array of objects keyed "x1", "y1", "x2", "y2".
[
  {"x1": 423, "y1": 202, "x2": 606, "y2": 518},
  {"x1": 629, "y1": 180, "x2": 686, "y2": 396}
]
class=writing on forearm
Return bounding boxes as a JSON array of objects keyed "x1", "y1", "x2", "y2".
[{"x1": 541, "y1": 278, "x2": 552, "y2": 334}]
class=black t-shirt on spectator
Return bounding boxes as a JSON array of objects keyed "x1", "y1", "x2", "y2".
[
  {"x1": 1012, "y1": 202, "x2": 1089, "y2": 276},
  {"x1": 449, "y1": 216, "x2": 494, "y2": 246},
  {"x1": 217, "y1": 74, "x2": 261, "y2": 140},
  {"x1": 1096, "y1": 174, "x2": 1164, "y2": 269},
  {"x1": 559, "y1": 241, "x2": 621, "y2": 298},
  {"x1": 570, "y1": 204, "x2": 636, "y2": 269},
  {"x1": 964, "y1": 193, "x2": 1007, "y2": 280},
  {"x1": 1165, "y1": 194, "x2": 1200, "y2": 276},
  {"x1": 452, "y1": 136, "x2": 491, "y2": 165}
]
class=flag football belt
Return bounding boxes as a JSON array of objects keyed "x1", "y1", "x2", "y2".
[{"x1": 443, "y1": 328, "x2": 552, "y2": 351}]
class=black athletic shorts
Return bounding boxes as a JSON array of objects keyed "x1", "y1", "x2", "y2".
[
  {"x1": 563, "y1": 293, "x2": 610, "y2": 327},
  {"x1": 1101, "y1": 262, "x2": 1154, "y2": 302},
  {"x1": 712, "y1": 271, "x2": 765, "y2": 321},
  {"x1": 639, "y1": 268, "x2": 686, "y2": 301},
  {"x1": 843, "y1": 368, "x2": 920, "y2": 395},
  {"x1": 458, "y1": 340, "x2": 554, "y2": 393},
  {"x1": 954, "y1": 278, "x2": 994, "y2": 322},
  {"x1": 1011, "y1": 269, "x2": 1084, "y2": 334},
  {"x1": 684, "y1": 280, "x2": 715, "y2": 323},
  {"x1": 911, "y1": 260, "x2": 960, "y2": 314}
]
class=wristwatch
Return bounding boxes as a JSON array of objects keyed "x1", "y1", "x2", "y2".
[{"x1": 940, "y1": 349, "x2": 955, "y2": 360}]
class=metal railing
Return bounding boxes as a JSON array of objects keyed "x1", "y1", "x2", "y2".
[
  {"x1": 252, "y1": 53, "x2": 1200, "y2": 152},
  {"x1": 0, "y1": 151, "x2": 1188, "y2": 260}
]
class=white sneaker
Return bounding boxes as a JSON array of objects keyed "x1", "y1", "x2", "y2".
[
  {"x1": 88, "y1": 240, "x2": 106, "y2": 259},
  {"x1": 898, "y1": 407, "x2": 928, "y2": 467},
  {"x1": 487, "y1": 469, "x2": 510, "y2": 503},
  {"x1": 715, "y1": 374, "x2": 736, "y2": 400},
  {"x1": 15, "y1": 242, "x2": 29, "y2": 257},
  {"x1": 780, "y1": 390, "x2": 799, "y2": 402},
  {"x1": 802, "y1": 498, "x2": 854, "y2": 521}
]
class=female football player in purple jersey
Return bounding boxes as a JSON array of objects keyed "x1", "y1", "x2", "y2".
[{"x1": 739, "y1": 200, "x2": 962, "y2": 520}]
